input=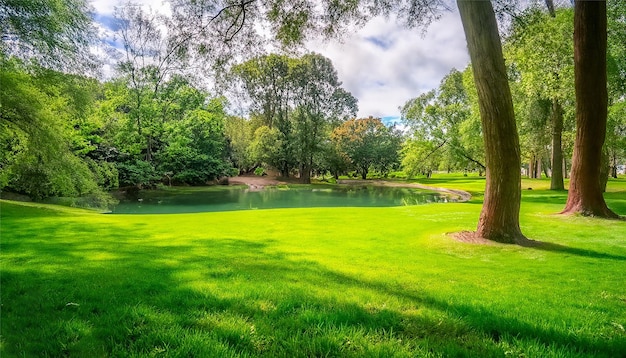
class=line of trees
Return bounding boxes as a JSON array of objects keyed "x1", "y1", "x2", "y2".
[{"x1": 401, "y1": 3, "x2": 624, "y2": 186}]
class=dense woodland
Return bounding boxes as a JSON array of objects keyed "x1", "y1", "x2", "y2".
[{"x1": 1, "y1": 1, "x2": 624, "y2": 223}]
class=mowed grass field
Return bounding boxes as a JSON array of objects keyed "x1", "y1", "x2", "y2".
[{"x1": 1, "y1": 176, "x2": 625, "y2": 357}]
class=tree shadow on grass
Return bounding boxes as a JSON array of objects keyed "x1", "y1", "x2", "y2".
[
  {"x1": 2, "y1": 210, "x2": 625, "y2": 357},
  {"x1": 524, "y1": 241, "x2": 626, "y2": 261}
]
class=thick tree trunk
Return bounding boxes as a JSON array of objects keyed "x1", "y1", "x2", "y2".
[
  {"x1": 457, "y1": 0, "x2": 528, "y2": 244},
  {"x1": 550, "y1": 100, "x2": 565, "y2": 189},
  {"x1": 562, "y1": 1, "x2": 617, "y2": 217},
  {"x1": 600, "y1": 148, "x2": 609, "y2": 193}
]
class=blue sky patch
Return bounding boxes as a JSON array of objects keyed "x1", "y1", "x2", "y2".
[
  {"x1": 94, "y1": 14, "x2": 121, "y2": 31},
  {"x1": 364, "y1": 36, "x2": 393, "y2": 50}
]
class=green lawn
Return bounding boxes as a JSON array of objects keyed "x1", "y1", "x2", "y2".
[{"x1": 1, "y1": 177, "x2": 625, "y2": 357}]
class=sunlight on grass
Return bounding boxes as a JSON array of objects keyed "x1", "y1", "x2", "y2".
[{"x1": 2, "y1": 176, "x2": 625, "y2": 357}]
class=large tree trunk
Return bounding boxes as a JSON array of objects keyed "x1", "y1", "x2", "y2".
[
  {"x1": 550, "y1": 99, "x2": 565, "y2": 190},
  {"x1": 561, "y1": 1, "x2": 617, "y2": 218},
  {"x1": 600, "y1": 148, "x2": 609, "y2": 193},
  {"x1": 457, "y1": 0, "x2": 528, "y2": 244}
]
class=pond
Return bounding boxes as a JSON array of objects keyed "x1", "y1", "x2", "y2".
[{"x1": 109, "y1": 185, "x2": 457, "y2": 214}]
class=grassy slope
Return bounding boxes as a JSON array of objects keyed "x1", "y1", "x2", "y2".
[{"x1": 1, "y1": 177, "x2": 625, "y2": 357}]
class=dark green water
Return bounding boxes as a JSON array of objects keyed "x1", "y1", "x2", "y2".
[{"x1": 110, "y1": 185, "x2": 456, "y2": 214}]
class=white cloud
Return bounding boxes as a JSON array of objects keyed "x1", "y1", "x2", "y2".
[{"x1": 309, "y1": 11, "x2": 469, "y2": 118}]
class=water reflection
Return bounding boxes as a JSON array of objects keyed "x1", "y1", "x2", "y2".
[{"x1": 110, "y1": 185, "x2": 456, "y2": 214}]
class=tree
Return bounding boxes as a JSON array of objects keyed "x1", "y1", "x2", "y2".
[
  {"x1": 290, "y1": 53, "x2": 357, "y2": 183},
  {"x1": 505, "y1": 7, "x2": 575, "y2": 190},
  {"x1": 233, "y1": 53, "x2": 357, "y2": 181},
  {"x1": 157, "y1": 99, "x2": 231, "y2": 184},
  {"x1": 114, "y1": 4, "x2": 191, "y2": 163},
  {"x1": 0, "y1": 59, "x2": 108, "y2": 201},
  {"x1": 401, "y1": 68, "x2": 486, "y2": 177},
  {"x1": 224, "y1": 116, "x2": 258, "y2": 174},
  {"x1": 232, "y1": 54, "x2": 295, "y2": 177},
  {"x1": 606, "y1": 0, "x2": 626, "y2": 180},
  {"x1": 250, "y1": 125, "x2": 287, "y2": 173},
  {"x1": 457, "y1": 0, "x2": 528, "y2": 244},
  {"x1": 332, "y1": 117, "x2": 401, "y2": 180},
  {"x1": 562, "y1": 1, "x2": 618, "y2": 218}
]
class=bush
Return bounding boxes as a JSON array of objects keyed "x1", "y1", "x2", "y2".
[
  {"x1": 116, "y1": 160, "x2": 160, "y2": 187},
  {"x1": 43, "y1": 189, "x2": 118, "y2": 211},
  {"x1": 254, "y1": 167, "x2": 266, "y2": 176}
]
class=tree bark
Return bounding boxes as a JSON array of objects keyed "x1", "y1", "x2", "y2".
[
  {"x1": 299, "y1": 161, "x2": 312, "y2": 184},
  {"x1": 535, "y1": 156, "x2": 542, "y2": 179},
  {"x1": 600, "y1": 148, "x2": 609, "y2": 193},
  {"x1": 550, "y1": 99, "x2": 565, "y2": 189},
  {"x1": 561, "y1": 1, "x2": 617, "y2": 217},
  {"x1": 457, "y1": 0, "x2": 528, "y2": 244}
]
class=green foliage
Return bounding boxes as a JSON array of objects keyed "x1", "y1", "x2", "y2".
[
  {"x1": 332, "y1": 117, "x2": 402, "y2": 179},
  {"x1": 225, "y1": 116, "x2": 257, "y2": 173},
  {"x1": 232, "y1": 53, "x2": 357, "y2": 180},
  {"x1": 85, "y1": 158, "x2": 119, "y2": 190},
  {"x1": 401, "y1": 67, "x2": 485, "y2": 177},
  {"x1": 250, "y1": 125, "x2": 288, "y2": 172},
  {"x1": 505, "y1": 8, "x2": 575, "y2": 103},
  {"x1": 157, "y1": 102, "x2": 231, "y2": 184},
  {"x1": 504, "y1": 7, "x2": 576, "y2": 175},
  {"x1": 0, "y1": 58, "x2": 112, "y2": 201},
  {"x1": 116, "y1": 159, "x2": 160, "y2": 188},
  {"x1": 254, "y1": 167, "x2": 266, "y2": 176},
  {"x1": 0, "y1": 0, "x2": 96, "y2": 71}
]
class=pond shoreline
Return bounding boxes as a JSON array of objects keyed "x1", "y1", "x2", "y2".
[{"x1": 229, "y1": 175, "x2": 472, "y2": 202}]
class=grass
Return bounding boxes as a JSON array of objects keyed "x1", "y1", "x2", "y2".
[{"x1": 1, "y1": 176, "x2": 626, "y2": 357}]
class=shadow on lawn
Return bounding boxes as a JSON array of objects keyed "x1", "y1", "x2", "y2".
[
  {"x1": 527, "y1": 241, "x2": 626, "y2": 261},
  {"x1": 2, "y1": 213, "x2": 624, "y2": 357}
]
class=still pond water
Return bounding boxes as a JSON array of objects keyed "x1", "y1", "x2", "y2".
[{"x1": 110, "y1": 185, "x2": 456, "y2": 214}]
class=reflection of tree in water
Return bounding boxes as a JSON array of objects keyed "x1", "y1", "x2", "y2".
[{"x1": 112, "y1": 186, "x2": 454, "y2": 214}]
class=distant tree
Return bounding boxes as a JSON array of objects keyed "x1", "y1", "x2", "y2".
[
  {"x1": 606, "y1": 0, "x2": 626, "y2": 179},
  {"x1": 224, "y1": 116, "x2": 258, "y2": 174},
  {"x1": 157, "y1": 99, "x2": 231, "y2": 184},
  {"x1": 232, "y1": 54, "x2": 295, "y2": 176},
  {"x1": 291, "y1": 53, "x2": 357, "y2": 183},
  {"x1": 332, "y1": 117, "x2": 401, "y2": 180},
  {"x1": 250, "y1": 125, "x2": 288, "y2": 173},
  {"x1": 401, "y1": 68, "x2": 485, "y2": 177},
  {"x1": 233, "y1": 53, "x2": 357, "y2": 181},
  {"x1": 114, "y1": 4, "x2": 192, "y2": 163},
  {"x1": 505, "y1": 7, "x2": 575, "y2": 190}
]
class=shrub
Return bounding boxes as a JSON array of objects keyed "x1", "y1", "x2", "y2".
[{"x1": 254, "y1": 167, "x2": 266, "y2": 176}]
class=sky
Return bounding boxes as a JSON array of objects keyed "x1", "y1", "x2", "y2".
[{"x1": 89, "y1": 0, "x2": 470, "y2": 122}]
